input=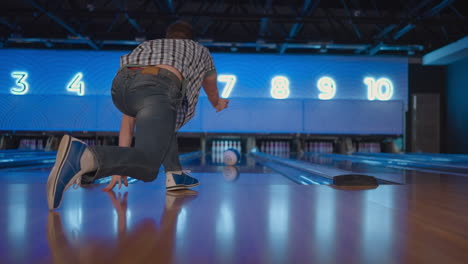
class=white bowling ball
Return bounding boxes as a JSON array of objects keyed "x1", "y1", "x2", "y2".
[{"x1": 223, "y1": 148, "x2": 240, "y2": 166}]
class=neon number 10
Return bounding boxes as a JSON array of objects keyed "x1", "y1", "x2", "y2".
[
  {"x1": 218, "y1": 75, "x2": 237, "y2": 98},
  {"x1": 364, "y1": 77, "x2": 393, "y2": 101},
  {"x1": 271, "y1": 76, "x2": 290, "y2": 99},
  {"x1": 317, "y1": 76, "x2": 336, "y2": 100}
]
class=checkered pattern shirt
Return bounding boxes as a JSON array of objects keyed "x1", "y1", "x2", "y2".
[{"x1": 120, "y1": 39, "x2": 216, "y2": 130}]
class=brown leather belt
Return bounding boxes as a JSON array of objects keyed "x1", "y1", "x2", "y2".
[
  {"x1": 126, "y1": 66, "x2": 185, "y2": 96},
  {"x1": 128, "y1": 66, "x2": 161, "y2": 75}
]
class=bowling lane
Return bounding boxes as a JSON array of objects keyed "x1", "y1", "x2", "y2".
[
  {"x1": 2, "y1": 153, "x2": 468, "y2": 263},
  {"x1": 295, "y1": 152, "x2": 468, "y2": 185},
  {"x1": 2, "y1": 152, "x2": 468, "y2": 263},
  {"x1": 356, "y1": 152, "x2": 468, "y2": 165},
  {"x1": 176, "y1": 153, "x2": 298, "y2": 186},
  {"x1": 0, "y1": 151, "x2": 297, "y2": 186}
]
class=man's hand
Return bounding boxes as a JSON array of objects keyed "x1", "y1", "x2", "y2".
[
  {"x1": 102, "y1": 175, "x2": 128, "y2": 192},
  {"x1": 215, "y1": 98, "x2": 229, "y2": 112}
]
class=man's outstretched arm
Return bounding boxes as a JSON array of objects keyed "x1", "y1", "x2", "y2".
[{"x1": 202, "y1": 73, "x2": 229, "y2": 112}]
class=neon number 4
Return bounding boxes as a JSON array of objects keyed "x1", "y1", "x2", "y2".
[
  {"x1": 364, "y1": 77, "x2": 393, "y2": 101},
  {"x1": 317, "y1": 76, "x2": 336, "y2": 100},
  {"x1": 11, "y1": 71, "x2": 29, "y2": 95},
  {"x1": 218, "y1": 75, "x2": 237, "y2": 98},
  {"x1": 67, "y1": 73, "x2": 85, "y2": 96},
  {"x1": 271, "y1": 76, "x2": 290, "y2": 99}
]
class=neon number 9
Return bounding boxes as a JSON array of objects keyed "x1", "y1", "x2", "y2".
[
  {"x1": 218, "y1": 75, "x2": 237, "y2": 98},
  {"x1": 11, "y1": 71, "x2": 29, "y2": 95},
  {"x1": 364, "y1": 77, "x2": 393, "y2": 101},
  {"x1": 270, "y1": 76, "x2": 290, "y2": 99},
  {"x1": 317, "y1": 76, "x2": 336, "y2": 100}
]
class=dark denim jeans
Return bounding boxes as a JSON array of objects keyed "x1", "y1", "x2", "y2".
[{"x1": 86, "y1": 67, "x2": 183, "y2": 182}]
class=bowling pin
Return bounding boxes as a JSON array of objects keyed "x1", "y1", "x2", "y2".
[{"x1": 216, "y1": 140, "x2": 221, "y2": 153}]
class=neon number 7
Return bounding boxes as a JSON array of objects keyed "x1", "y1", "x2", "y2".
[
  {"x1": 218, "y1": 75, "x2": 237, "y2": 98},
  {"x1": 11, "y1": 71, "x2": 29, "y2": 95},
  {"x1": 67, "y1": 73, "x2": 85, "y2": 96}
]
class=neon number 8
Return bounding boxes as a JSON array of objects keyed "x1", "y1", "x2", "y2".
[
  {"x1": 271, "y1": 76, "x2": 290, "y2": 99},
  {"x1": 364, "y1": 77, "x2": 393, "y2": 101},
  {"x1": 218, "y1": 75, "x2": 237, "y2": 98},
  {"x1": 317, "y1": 77, "x2": 336, "y2": 100}
]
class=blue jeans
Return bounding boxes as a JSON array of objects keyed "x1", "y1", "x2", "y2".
[{"x1": 85, "y1": 67, "x2": 183, "y2": 182}]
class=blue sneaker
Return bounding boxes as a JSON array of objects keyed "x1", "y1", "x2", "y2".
[
  {"x1": 166, "y1": 171, "x2": 200, "y2": 191},
  {"x1": 46, "y1": 135, "x2": 87, "y2": 210}
]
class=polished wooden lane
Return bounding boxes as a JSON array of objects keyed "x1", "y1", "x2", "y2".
[{"x1": 1, "y1": 168, "x2": 468, "y2": 263}]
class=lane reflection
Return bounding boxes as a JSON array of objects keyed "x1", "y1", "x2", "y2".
[
  {"x1": 7, "y1": 184, "x2": 28, "y2": 261},
  {"x1": 268, "y1": 187, "x2": 290, "y2": 263},
  {"x1": 46, "y1": 190, "x2": 198, "y2": 264}
]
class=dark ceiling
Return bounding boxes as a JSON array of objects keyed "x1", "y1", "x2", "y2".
[{"x1": 1, "y1": 0, "x2": 467, "y2": 55}]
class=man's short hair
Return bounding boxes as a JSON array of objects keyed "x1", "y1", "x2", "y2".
[{"x1": 166, "y1": 21, "x2": 194, "y2": 40}]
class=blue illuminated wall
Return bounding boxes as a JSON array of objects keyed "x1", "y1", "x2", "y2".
[
  {"x1": 0, "y1": 49, "x2": 408, "y2": 134},
  {"x1": 212, "y1": 54, "x2": 407, "y2": 102},
  {"x1": 446, "y1": 57, "x2": 468, "y2": 153}
]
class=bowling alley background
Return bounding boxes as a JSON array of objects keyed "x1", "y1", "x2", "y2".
[
  {"x1": 0, "y1": 49, "x2": 407, "y2": 152},
  {"x1": 0, "y1": 46, "x2": 467, "y2": 155},
  {"x1": 0, "y1": 0, "x2": 467, "y2": 156}
]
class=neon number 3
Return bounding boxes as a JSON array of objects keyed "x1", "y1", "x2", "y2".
[
  {"x1": 11, "y1": 72, "x2": 29, "y2": 95},
  {"x1": 67, "y1": 73, "x2": 85, "y2": 96},
  {"x1": 317, "y1": 76, "x2": 336, "y2": 100},
  {"x1": 364, "y1": 77, "x2": 393, "y2": 101},
  {"x1": 218, "y1": 75, "x2": 236, "y2": 98},
  {"x1": 271, "y1": 76, "x2": 290, "y2": 99}
]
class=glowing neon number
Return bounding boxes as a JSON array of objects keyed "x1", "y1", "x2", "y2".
[
  {"x1": 364, "y1": 77, "x2": 393, "y2": 101},
  {"x1": 67, "y1": 73, "x2": 85, "y2": 96},
  {"x1": 218, "y1": 75, "x2": 237, "y2": 98},
  {"x1": 10, "y1": 72, "x2": 29, "y2": 95},
  {"x1": 317, "y1": 76, "x2": 336, "y2": 100},
  {"x1": 270, "y1": 76, "x2": 290, "y2": 99}
]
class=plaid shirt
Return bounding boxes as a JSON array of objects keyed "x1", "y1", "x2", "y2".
[{"x1": 120, "y1": 39, "x2": 216, "y2": 130}]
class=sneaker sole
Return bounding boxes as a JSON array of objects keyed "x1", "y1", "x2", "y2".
[
  {"x1": 46, "y1": 135, "x2": 86, "y2": 210},
  {"x1": 47, "y1": 135, "x2": 72, "y2": 210},
  {"x1": 166, "y1": 182, "x2": 200, "y2": 191}
]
